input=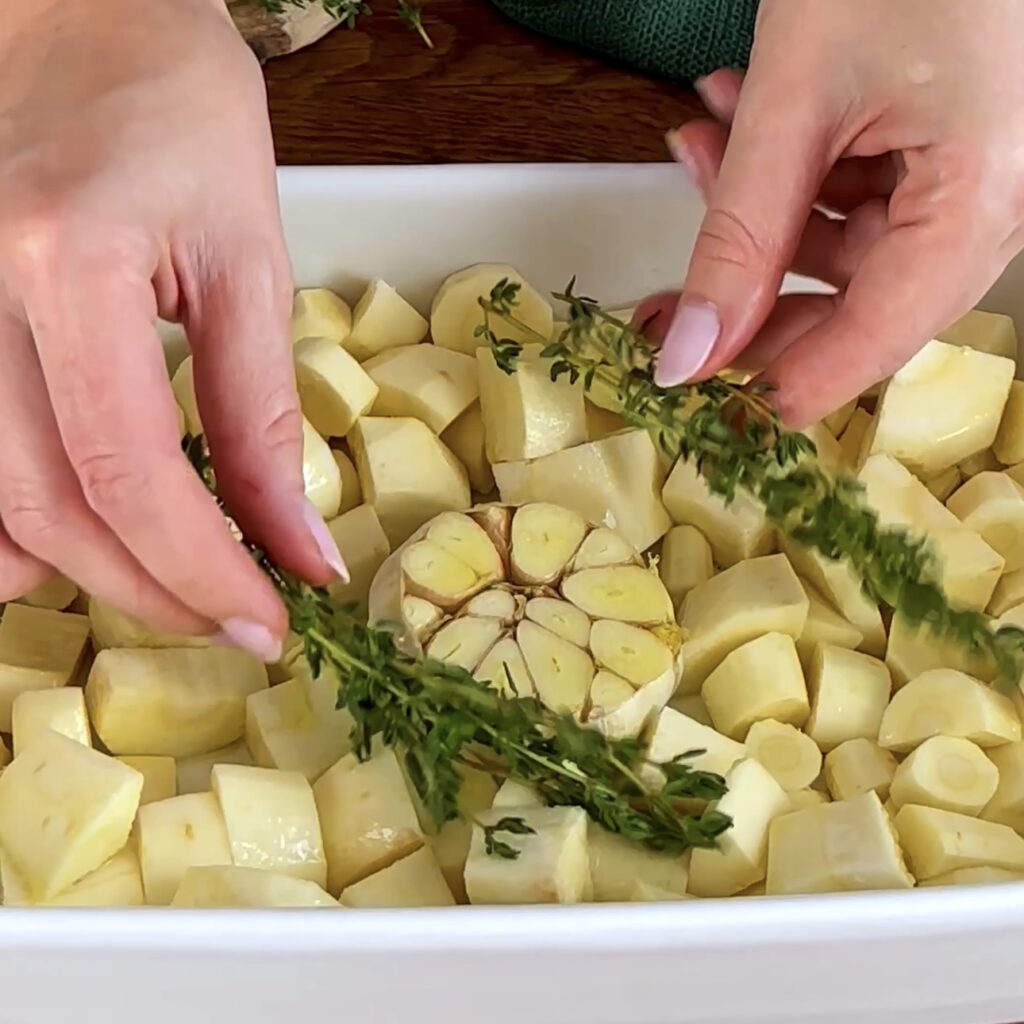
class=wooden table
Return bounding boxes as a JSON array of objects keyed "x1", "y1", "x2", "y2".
[{"x1": 264, "y1": 0, "x2": 704, "y2": 165}]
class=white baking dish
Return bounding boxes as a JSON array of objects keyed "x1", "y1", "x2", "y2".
[{"x1": 5, "y1": 165, "x2": 1024, "y2": 1024}]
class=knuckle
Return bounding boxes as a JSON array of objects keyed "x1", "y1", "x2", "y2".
[
  {"x1": 72, "y1": 449, "x2": 148, "y2": 518},
  {"x1": 1, "y1": 484, "x2": 69, "y2": 551},
  {"x1": 696, "y1": 207, "x2": 780, "y2": 273},
  {"x1": 260, "y1": 397, "x2": 304, "y2": 459}
]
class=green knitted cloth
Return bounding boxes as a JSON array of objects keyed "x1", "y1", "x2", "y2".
[{"x1": 490, "y1": 0, "x2": 758, "y2": 83}]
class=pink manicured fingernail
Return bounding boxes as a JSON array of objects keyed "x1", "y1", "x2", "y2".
[
  {"x1": 695, "y1": 76, "x2": 734, "y2": 123},
  {"x1": 655, "y1": 300, "x2": 721, "y2": 386},
  {"x1": 665, "y1": 129, "x2": 699, "y2": 183},
  {"x1": 214, "y1": 618, "x2": 283, "y2": 663},
  {"x1": 303, "y1": 499, "x2": 349, "y2": 582}
]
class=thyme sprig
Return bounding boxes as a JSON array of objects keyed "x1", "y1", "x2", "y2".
[
  {"x1": 254, "y1": 0, "x2": 433, "y2": 45},
  {"x1": 483, "y1": 817, "x2": 537, "y2": 861},
  {"x1": 478, "y1": 280, "x2": 1024, "y2": 686}
]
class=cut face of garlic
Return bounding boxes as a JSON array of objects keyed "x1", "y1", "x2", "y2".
[{"x1": 367, "y1": 502, "x2": 681, "y2": 735}]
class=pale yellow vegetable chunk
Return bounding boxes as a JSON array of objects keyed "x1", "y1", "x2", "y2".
[
  {"x1": 990, "y1": 569, "x2": 1024, "y2": 617},
  {"x1": 658, "y1": 525, "x2": 714, "y2": 608},
  {"x1": 313, "y1": 747, "x2": 424, "y2": 895},
  {"x1": 923, "y1": 465, "x2": 962, "y2": 502},
  {"x1": 325, "y1": 504, "x2": 391, "y2": 617},
  {"x1": 346, "y1": 279, "x2": 428, "y2": 361},
  {"x1": 175, "y1": 739, "x2": 254, "y2": 796},
  {"x1": 788, "y1": 789, "x2": 830, "y2": 811},
  {"x1": 894, "y1": 804, "x2": 1024, "y2": 880},
  {"x1": 885, "y1": 612, "x2": 995, "y2": 690},
  {"x1": 302, "y1": 417, "x2": 343, "y2": 518},
  {"x1": 946, "y1": 472, "x2": 1024, "y2": 572},
  {"x1": 766, "y1": 792, "x2": 913, "y2": 895},
  {"x1": 492, "y1": 779, "x2": 542, "y2": 810},
  {"x1": 340, "y1": 847, "x2": 455, "y2": 908},
  {"x1": 981, "y1": 742, "x2": 1024, "y2": 833},
  {"x1": 645, "y1": 708, "x2": 746, "y2": 779},
  {"x1": 170, "y1": 356, "x2": 202, "y2": 436},
  {"x1": 3, "y1": 846, "x2": 143, "y2": 907},
  {"x1": 212, "y1": 764, "x2": 326, "y2": 887},
  {"x1": 919, "y1": 866, "x2": 1024, "y2": 887},
  {"x1": 668, "y1": 692, "x2": 714, "y2": 727},
  {"x1": 426, "y1": 766, "x2": 497, "y2": 902},
  {"x1": 465, "y1": 806, "x2": 591, "y2": 905},
  {"x1": 173, "y1": 865, "x2": 337, "y2": 908},
  {"x1": 587, "y1": 824, "x2": 689, "y2": 902},
  {"x1": 0, "y1": 605, "x2": 90, "y2": 730},
  {"x1": 995, "y1": 381, "x2": 1024, "y2": 466},
  {"x1": 805, "y1": 645, "x2": 891, "y2": 752},
  {"x1": 137, "y1": 791, "x2": 232, "y2": 905},
  {"x1": 86, "y1": 647, "x2": 268, "y2": 758},
  {"x1": 878, "y1": 669, "x2": 1020, "y2": 752},
  {"x1": 0, "y1": 730, "x2": 143, "y2": 900},
  {"x1": 889, "y1": 736, "x2": 998, "y2": 816},
  {"x1": 938, "y1": 308, "x2": 1018, "y2": 360},
  {"x1": 629, "y1": 881, "x2": 694, "y2": 902},
  {"x1": 960, "y1": 447, "x2": 1002, "y2": 479},
  {"x1": 290, "y1": 287, "x2": 352, "y2": 346},
  {"x1": 13, "y1": 687, "x2": 90, "y2": 756},
  {"x1": 585, "y1": 402, "x2": 629, "y2": 441},
  {"x1": 745, "y1": 719, "x2": 822, "y2": 792},
  {"x1": 678, "y1": 554, "x2": 809, "y2": 694},
  {"x1": 795, "y1": 582, "x2": 863, "y2": 670},
  {"x1": 689, "y1": 759, "x2": 790, "y2": 897},
  {"x1": 294, "y1": 337, "x2": 379, "y2": 438},
  {"x1": 88, "y1": 596, "x2": 209, "y2": 651},
  {"x1": 117, "y1": 756, "x2": 176, "y2": 806},
  {"x1": 331, "y1": 448, "x2": 363, "y2": 514},
  {"x1": 823, "y1": 738, "x2": 898, "y2": 802},
  {"x1": 824, "y1": 399, "x2": 857, "y2": 438},
  {"x1": 18, "y1": 576, "x2": 78, "y2": 611},
  {"x1": 442, "y1": 404, "x2": 494, "y2": 495},
  {"x1": 838, "y1": 408, "x2": 874, "y2": 469}
]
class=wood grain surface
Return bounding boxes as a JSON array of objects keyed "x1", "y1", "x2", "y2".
[{"x1": 264, "y1": 0, "x2": 705, "y2": 165}]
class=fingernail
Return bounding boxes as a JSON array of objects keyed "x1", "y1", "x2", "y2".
[
  {"x1": 214, "y1": 618, "x2": 283, "y2": 663},
  {"x1": 654, "y1": 300, "x2": 721, "y2": 386},
  {"x1": 303, "y1": 499, "x2": 349, "y2": 582},
  {"x1": 664, "y1": 128, "x2": 699, "y2": 184},
  {"x1": 695, "y1": 76, "x2": 733, "y2": 123}
]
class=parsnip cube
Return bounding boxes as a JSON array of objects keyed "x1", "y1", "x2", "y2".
[
  {"x1": 492, "y1": 779, "x2": 543, "y2": 810},
  {"x1": 646, "y1": 708, "x2": 747, "y2": 780},
  {"x1": 170, "y1": 356, "x2": 202, "y2": 436},
  {"x1": 477, "y1": 344, "x2": 587, "y2": 463},
  {"x1": 86, "y1": 647, "x2": 268, "y2": 757},
  {"x1": 678, "y1": 554, "x2": 809, "y2": 694},
  {"x1": 3, "y1": 846, "x2": 144, "y2": 907},
  {"x1": 867, "y1": 340, "x2": 1014, "y2": 477},
  {"x1": 212, "y1": 764, "x2": 326, "y2": 886},
  {"x1": 585, "y1": 402, "x2": 629, "y2": 441},
  {"x1": 87, "y1": 596, "x2": 209, "y2": 651},
  {"x1": 788, "y1": 788, "x2": 830, "y2": 811},
  {"x1": 662, "y1": 458, "x2": 774, "y2": 568},
  {"x1": 465, "y1": 806, "x2": 591, "y2": 905},
  {"x1": 172, "y1": 865, "x2": 337, "y2": 908},
  {"x1": 0, "y1": 730, "x2": 143, "y2": 899},
  {"x1": 745, "y1": 719, "x2": 822, "y2": 792},
  {"x1": 995, "y1": 381, "x2": 1024, "y2": 465},
  {"x1": 175, "y1": 738, "x2": 253, "y2": 795},
  {"x1": 878, "y1": 669, "x2": 1020, "y2": 752},
  {"x1": 364, "y1": 345, "x2": 478, "y2": 435},
  {"x1": 629, "y1": 881, "x2": 694, "y2": 902},
  {"x1": 0, "y1": 605, "x2": 90, "y2": 729},
  {"x1": 588, "y1": 824, "x2": 689, "y2": 902},
  {"x1": 990, "y1": 569, "x2": 1024, "y2": 616},
  {"x1": 947, "y1": 472, "x2": 1024, "y2": 572},
  {"x1": 923, "y1": 465, "x2": 962, "y2": 502},
  {"x1": 290, "y1": 287, "x2": 352, "y2": 346},
  {"x1": 689, "y1": 759, "x2": 790, "y2": 897},
  {"x1": 442, "y1": 404, "x2": 494, "y2": 494},
  {"x1": 938, "y1": 308, "x2": 1018, "y2": 360},
  {"x1": 960, "y1": 447, "x2": 1002, "y2": 479},
  {"x1": 894, "y1": 804, "x2": 1024, "y2": 880},
  {"x1": 658, "y1": 525, "x2": 714, "y2": 608},
  {"x1": 346, "y1": 279, "x2": 428, "y2": 361},
  {"x1": 294, "y1": 337, "x2": 378, "y2": 438},
  {"x1": 313, "y1": 747, "x2": 424, "y2": 895},
  {"x1": 920, "y1": 866, "x2": 1024, "y2": 887},
  {"x1": 12, "y1": 687, "x2": 90, "y2": 755},
  {"x1": 701, "y1": 633, "x2": 808, "y2": 740},
  {"x1": 982, "y1": 741, "x2": 1024, "y2": 833},
  {"x1": 795, "y1": 582, "x2": 863, "y2": 670},
  {"x1": 331, "y1": 448, "x2": 362, "y2": 514},
  {"x1": 824, "y1": 399, "x2": 857, "y2": 437},
  {"x1": 302, "y1": 417, "x2": 344, "y2": 519},
  {"x1": 339, "y1": 847, "x2": 455, "y2": 908},
  {"x1": 885, "y1": 612, "x2": 995, "y2": 690},
  {"x1": 350, "y1": 416, "x2": 470, "y2": 547},
  {"x1": 889, "y1": 736, "x2": 998, "y2": 816},
  {"x1": 493, "y1": 428, "x2": 671, "y2": 554},
  {"x1": 805, "y1": 645, "x2": 891, "y2": 752},
  {"x1": 117, "y1": 755, "x2": 176, "y2": 806},
  {"x1": 18, "y1": 575, "x2": 78, "y2": 611},
  {"x1": 668, "y1": 692, "x2": 714, "y2": 727},
  {"x1": 823, "y1": 738, "x2": 898, "y2": 802},
  {"x1": 838, "y1": 408, "x2": 874, "y2": 468},
  {"x1": 325, "y1": 503, "x2": 391, "y2": 616},
  {"x1": 136, "y1": 791, "x2": 232, "y2": 905}
]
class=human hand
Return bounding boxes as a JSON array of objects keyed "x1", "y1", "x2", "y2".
[
  {"x1": 0, "y1": 0, "x2": 345, "y2": 660},
  {"x1": 649, "y1": 0, "x2": 1024, "y2": 427}
]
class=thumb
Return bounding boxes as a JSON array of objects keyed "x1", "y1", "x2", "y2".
[{"x1": 656, "y1": 74, "x2": 832, "y2": 387}]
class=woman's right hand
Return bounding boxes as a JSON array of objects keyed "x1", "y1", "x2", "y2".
[{"x1": 0, "y1": 0, "x2": 345, "y2": 661}]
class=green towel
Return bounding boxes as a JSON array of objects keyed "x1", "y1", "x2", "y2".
[{"x1": 490, "y1": 0, "x2": 758, "y2": 83}]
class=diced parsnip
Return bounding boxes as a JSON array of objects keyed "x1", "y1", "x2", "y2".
[
  {"x1": 346, "y1": 279, "x2": 428, "y2": 361},
  {"x1": 0, "y1": 731, "x2": 142, "y2": 900},
  {"x1": 294, "y1": 337, "x2": 379, "y2": 438},
  {"x1": 629, "y1": 881, "x2": 693, "y2": 902},
  {"x1": 889, "y1": 736, "x2": 998, "y2": 816},
  {"x1": 646, "y1": 707, "x2": 746, "y2": 780},
  {"x1": 661, "y1": 458, "x2": 774, "y2": 569},
  {"x1": 824, "y1": 400, "x2": 858, "y2": 438},
  {"x1": 493, "y1": 429, "x2": 671, "y2": 554},
  {"x1": 805, "y1": 645, "x2": 891, "y2": 752},
  {"x1": 885, "y1": 612, "x2": 995, "y2": 689},
  {"x1": 878, "y1": 669, "x2": 1020, "y2": 753},
  {"x1": 172, "y1": 866, "x2": 337, "y2": 908},
  {"x1": 920, "y1": 866, "x2": 1024, "y2": 887},
  {"x1": 175, "y1": 739, "x2": 254, "y2": 796},
  {"x1": 3, "y1": 846, "x2": 144, "y2": 907},
  {"x1": 339, "y1": 847, "x2": 455, "y2": 908},
  {"x1": 859, "y1": 454, "x2": 1004, "y2": 609},
  {"x1": 211, "y1": 764, "x2": 326, "y2": 886},
  {"x1": 245, "y1": 675, "x2": 352, "y2": 783},
  {"x1": 990, "y1": 570, "x2": 1024, "y2": 616},
  {"x1": 0, "y1": 605, "x2": 90, "y2": 730},
  {"x1": 442, "y1": 404, "x2": 494, "y2": 495},
  {"x1": 331, "y1": 448, "x2": 363, "y2": 514},
  {"x1": 174, "y1": 399, "x2": 187, "y2": 440},
  {"x1": 823, "y1": 738, "x2": 898, "y2": 802},
  {"x1": 795, "y1": 582, "x2": 863, "y2": 670},
  {"x1": 492, "y1": 779, "x2": 543, "y2": 810},
  {"x1": 88, "y1": 596, "x2": 209, "y2": 651},
  {"x1": 325, "y1": 503, "x2": 391, "y2": 616},
  {"x1": 302, "y1": 417, "x2": 343, "y2": 519},
  {"x1": 689, "y1": 759, "x2": 790, "y2": 897},
  {"x1": 0, "y1": 735, "x2": 10, "y2": 768},
  {"x1": 838, "y1": 408, "x2": 874, "y2": 469},
  {"x1": 801, "y1": 423, "x2": 846, "y2": 474},
  {"x1": 86, "y1": 647, "x2": 268, "y2": 758},
  {"x1": 668, "y1": 692, "x2": 714, "y2": 727},
  {"x1": 867, "y1": 340, "x2": 1014, "y2": 476},
  {"x1": 938, "y1": 308, "x2": 1018, "y2": 360},
  {"x1": 364, "y1": 345, "x2": 478, "y2": 435},
  {"x1": 585, "y1": 402, "x2": 629, "y2": 441},
  {"x1": 894, "y1": 804, "x2": 1024, "y2": 880},
  {"x1": 136, "y1": 791, "x2": 232, "y2": 905},
  {"x1": 658, "y1": 525, "x2": 714, "y2": 608},
  {"x1": 981, "y1": 742, "x2": 1024, "y2": 833},
  {"x1": 947, "y1": 472, "x2": 1024, "y2": 571},
  {"x1": 745, "y1": 720, "x2": 822, "y2": 792},
  {"x1": 117, "y1": 756, "x2": 176, "y2": 806},
  {"x1": 587, "y1": 824, "x2": 689, "y2": 902},
  {"x1": 960, "y1": 448, "x2": 1002, "y2": 478},
  {"x1": 678, "y1": 554, "x2": 809, "y2": 694},
  {"x1": 788, "y1": 789, "x2": 830, "y2": 811},
  {"x1": 313, "y1": 747, "x2": 424, "y2": 895},
  {"x1": 995, "y1": 382, "x2": 1024, "y2": 466},
  {"x1": 290, "y1": 287, "x2": 352, "y2": 345},
  {"x1": 465, "y1": 806, "x2": 591, "y2": 905},
  {"x1": 350, "y1": 416, "x2": 470, "y2": 547},
  {"x1": 923, "y1": 465, "x2": 963, "y2": 502},
  {"x1": 766, "y1": 792, "x2": 914, "y2": 895},
  {"x1": 12, "y1": 688, "x2": 90, "y2": 755},
  {"x1": 18, "y1": 576, "x2": 78, "y2": 611},
  {"x1": 477, "y1": 344, "x2": 588, "y2": 463},
  {"x1": 170, "y1": 356, "x2": 202, "y2": 436},
  {"x1": 431, "y1": 264, "x2": 553, "y2": 356}
]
